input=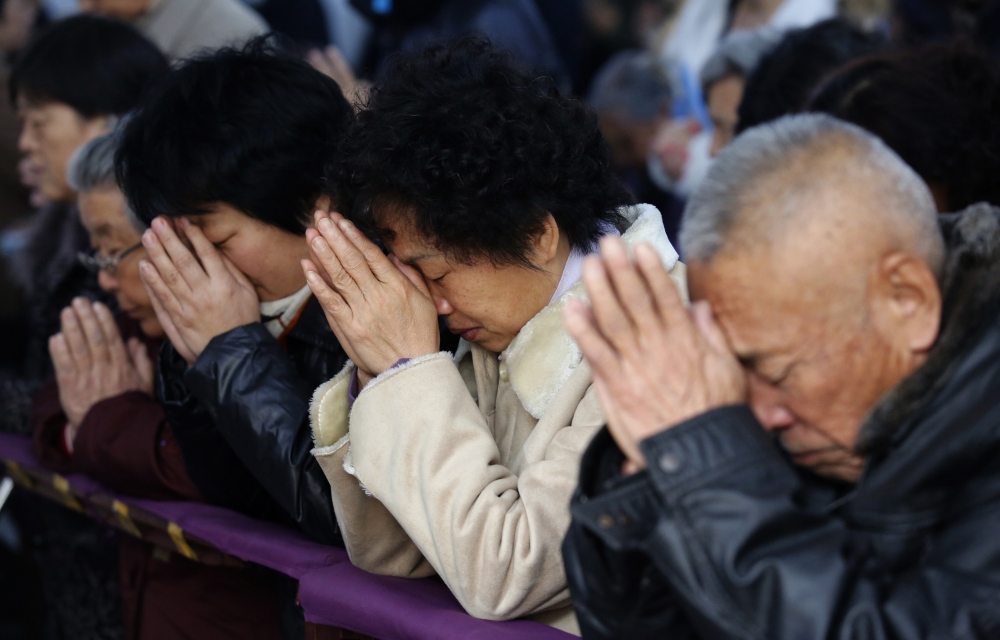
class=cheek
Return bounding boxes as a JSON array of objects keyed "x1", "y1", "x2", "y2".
[{"x1": 118, "y1": 264, "x2": 153, "y2": 308}]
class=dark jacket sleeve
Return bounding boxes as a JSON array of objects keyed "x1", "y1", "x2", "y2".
[
  {"x1": 181, "y1": 323, "x2": 342, "y2": 546},
  {"x1": 563, "y1": 428, "x2": 696, "y2": 640},
  {"x1": 32, "y1": 377, "x2": 202, "y2": 501},
  {"x1": 158, "y1": 340, "x2": 292, "y2": 525},
  {"x1": 568, "y1": 406, "x2": 1000, "y2": 640}
]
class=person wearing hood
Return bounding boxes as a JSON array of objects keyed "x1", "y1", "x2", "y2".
[{"x1": 304, "y1": 37, "x2": 685, "y2": 635}]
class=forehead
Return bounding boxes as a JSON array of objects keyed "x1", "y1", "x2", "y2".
[{"x1": 78, "y1": 188, "x2": 132, "y2": 234}]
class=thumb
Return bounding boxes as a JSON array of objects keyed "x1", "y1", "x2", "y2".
[
  {"x1": 128, "y1": 337, "x2": 155, "y2": 395},
  {"x1": 690, "y1": 301, "x2": 731, "y2": 356},
  {"x1": 390, "y1": 254, "x2": 432, "y2": 298}
]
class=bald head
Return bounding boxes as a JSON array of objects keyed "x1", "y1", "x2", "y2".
[{"x1": 680, "y1": 114, "x2": 944, "y2": 276}]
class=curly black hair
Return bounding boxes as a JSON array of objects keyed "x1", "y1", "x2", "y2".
[
  {"x1": 330, "y1": 36, "x2": 632, "y2": 267},
  {"x1": 808, "y1": 44, "x2": 1000, "y2": 211},
  {"x1": 115, "y1": 36, "x2": 353, "y2": 235}
]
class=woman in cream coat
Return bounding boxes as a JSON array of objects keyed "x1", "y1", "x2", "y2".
[{"x1": 302, "y1": 39, "x2": 687, "y2": 635}]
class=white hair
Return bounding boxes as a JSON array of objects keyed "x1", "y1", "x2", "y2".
[
  {"x1": 67, "y1": 126, "x2": 147, "y2": 232},
  {"x1": 679, "y1": 113, "x2": 944, "y2": 273}
]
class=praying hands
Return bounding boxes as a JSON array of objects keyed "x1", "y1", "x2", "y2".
[
  {"x1": 138, "y1": 216, "x2": 260, "y2": 366},
  {"x1": 301, "y1": 211, "x2": 440, "y2": 387},
  {"x1": 564, "y1": 238, "x2": 747, "y2": 473},
  {"x1": 49, "y1": 298, "x2": 154, "y2": 439}
]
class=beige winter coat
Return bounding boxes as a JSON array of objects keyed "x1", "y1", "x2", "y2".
[{"x1": 309, "y1": 204, "x2": 687, "y2": 635}]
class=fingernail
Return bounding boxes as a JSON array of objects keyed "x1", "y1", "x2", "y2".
[
  {"x1": 143, "y1": 230, "x2": 155, "y2": 246},
  {"x1": 318, "y1": 217, "x2": 335, "y2": 233},
  {"x1": 338, "y1": 219, "x2": 353, "y2": 233},
  {"x1": 312, "y1": 236, "x2": 326, "y2": 251}
]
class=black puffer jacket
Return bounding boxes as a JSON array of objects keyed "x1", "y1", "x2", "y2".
[
  {"x1": 159, "y1": 296, "x2": 348, "y2": 545},
  {"x1": 563, "y1": 203, "x2": 1000, "y2": 639}
]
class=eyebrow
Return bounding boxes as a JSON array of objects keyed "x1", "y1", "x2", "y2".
[{"x1": 399, "y1": 253, "x2": 438, "y2": 266}]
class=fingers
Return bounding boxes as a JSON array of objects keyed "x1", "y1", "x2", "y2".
[
  {"x1": 564, "y1": 297, "x2": 621, "y2": 379},
  {"x1": 139, "y1": 258, "x2": 185, "y2": 323},
  {"x1": 92, "y1": 301, "x2": 128, "y2": 363},
  {"x1": 635, "y1": 244, "x2": 691, "y2": 331},
  {"x1": 60, "y1": 305, "x2": 92, "y2": 369},
  {"x1": 128, "y1": 337, "x2": 155, "y2": 395},
  {"x1": 335, "y1": 217, "x2": 399, "y2": 283},
  {"x1": 390, "y1": 254, "x2": 431, "y2": 298},
  {"x1": 178, "y1": 218, "x2": 226, "y2": 279},
  {"x1": 49, "y1": 333, "x2": 74, "y2": 378},
  {"x1": 310, "y1": 222, "x2": 365, "y2": 304},
  {"x1": 599, "y1": 237, "x2": 662, "y2": 336},
  {"x1": 143, "y1": 274, "x2": 197, "y2": 365},
  {"x1": 691, "y1": 301, "x2": 732, "y2": 357},
  {"x1": 314, "y1": 216, "x2": 386, "y2": 292},
  {"x1": 142, "y1": 217, "x2": 202, "y2": 295},
  {"x1": 72, "y1": 298, "x2": 111, "y2": 366},
  {"x1": 581, "y1": 256, "x2": 637, "y2": 354},
  {"x1": 303, "y1": 259, "x2": 353, "y2": 324}
]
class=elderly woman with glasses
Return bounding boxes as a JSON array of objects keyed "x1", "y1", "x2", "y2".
[{"x1": 31, "y1": 132, "x2": 286, "y2": 640}]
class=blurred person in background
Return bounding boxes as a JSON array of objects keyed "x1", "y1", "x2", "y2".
[
  {"x1": 32, "y1": 131, "x2": 285, "y2": 640},
  {"x1": 114, "y1": 39, "x2": 353, "y2": 548},
  {"x1": 809, "y1": 45, "x2": 1000, "y2": 211},
  {"x1": 0, "y1": 15, "x2": 168, "y2": 640},
  {"x1": 893, "y1": 0, "x2": 1000, "y2": 56},
  {"x1": 78, "y1": 0, "x2": 268, "y2": 60},
  {"x1": 650, "y1": 0, "x2": 835, "y2": 199},
  {"x1": 588, "y1": 48, "x2": 684, "y2": 244},
  {"x1": 0, "y1": 0, "x2": 41, "y2": 370},
  {"x1": 736, "y1": 18, "x2": 886, "y2": 132},
  {"x1": 309, "y1": 0, "x2": 569, "y2": 101},
  {"x1": 696, "y1": 26, "x2": 781, "y2": 156}
]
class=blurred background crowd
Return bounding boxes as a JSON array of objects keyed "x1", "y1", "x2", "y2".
[{"x1": 0, "y1": 0, "x2": 998, "y2": 637}]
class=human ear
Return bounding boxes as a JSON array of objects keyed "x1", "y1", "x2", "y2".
[
  {"x1": 531, "y1": 214, "x2": 562, "y2": 266},
  {"x1": 874, "y1": 252, "x2": 942, "y2": 354}
]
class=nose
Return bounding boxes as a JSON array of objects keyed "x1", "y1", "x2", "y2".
[
  {"x1": 18, "y1": 126, "x2": 36, "y2": 154},
  {"x1": 748, "y1": 375, "x2": 795, "y2": 432},
  {"x1": 434, "y1": 295, "x2": 453, "y2": 316},
  {"x1": 97, "y1": 269, "x2": 119, "y2": 293}
]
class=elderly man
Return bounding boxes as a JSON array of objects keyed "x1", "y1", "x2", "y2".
[{"x1": 561, "y1": 113, "x2": 1000, "y2": 638}]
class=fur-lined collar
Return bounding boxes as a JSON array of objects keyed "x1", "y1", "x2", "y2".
[
  {"x1": 858, "y1": 203, "x2": 1000, "y2": 455},
  {"x1": 494, "y1": 203, "x2": 682, "y2": 419}
]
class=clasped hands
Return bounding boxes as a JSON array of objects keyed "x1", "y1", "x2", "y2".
[
  {"x1": 564, "y1": 239, "x2": 747, "y2": 474},
  {"x1": 301, "y1": 211, "x2": 440, "y2": 388},
  {"x1": 138, "y1": 217, "x2": 260, "y2": 366},
  {"x1": 49, "y1": 298, "x2": 154, "y2": 442}
]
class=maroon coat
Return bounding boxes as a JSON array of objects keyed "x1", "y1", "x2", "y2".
[{"x1": 32, "y1": 318, "x2": 283, "y2": 640}]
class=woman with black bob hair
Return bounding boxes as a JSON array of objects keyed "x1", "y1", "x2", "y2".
[
  {"x1": 306, "y1": 37, "x2": 685, "y2": 632},
  {"x1": 114, "y1": 37, "x2": 353, "y2": 546}
]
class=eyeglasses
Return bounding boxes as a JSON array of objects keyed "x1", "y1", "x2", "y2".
[{"x1": 77, "y1": 242, "x2": 143, "y2": 276}]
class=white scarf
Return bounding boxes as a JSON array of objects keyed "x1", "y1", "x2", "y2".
[{"x1": 260, "y1": 284, "x2": 313, "y2": 339}]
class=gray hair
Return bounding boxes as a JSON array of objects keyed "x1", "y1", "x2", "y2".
[
  {"x1": 588, "y1": 50, "x2": 672, "y2": 122},
  {"x1": 67, "y1": 128, "x2": 147, "y2": 231},
  {"x1": 700, "y1": 27, "x2": 784, "y2": 90},
  {"x1": 679, "y1": 113, "x2": 944, "y2": 273}
]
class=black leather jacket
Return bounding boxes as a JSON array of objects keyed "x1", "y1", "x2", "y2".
[
  {"x1": 563, "y1": 204, "x2": 1000, "y2": 639},
  {"x1": 159, "y1": 296, "x2": 348, "y2": 545}
]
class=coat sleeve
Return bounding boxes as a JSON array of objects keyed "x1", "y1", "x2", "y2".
[
  {"x1": 32, "y1": 377, "x2": 75, "y2": 474},
  {"x1": 182, "y1": 323, "x2": 343, "y2": 546},
  {"x1": 158, "y1": 340, "x2": 293, "y2": 524},
  {"x1": 313, "y1": 352, "x2": 602, "y2": 621},
  {"x1": 562, "y1": 428, "x2": 697, "y2": 640},
  {"x1": 31, "y1": 376, "x2": 202, "y2": 501},
  {"x1": 574, "y1": 405, "x2": 1000, "y2": 640}
]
